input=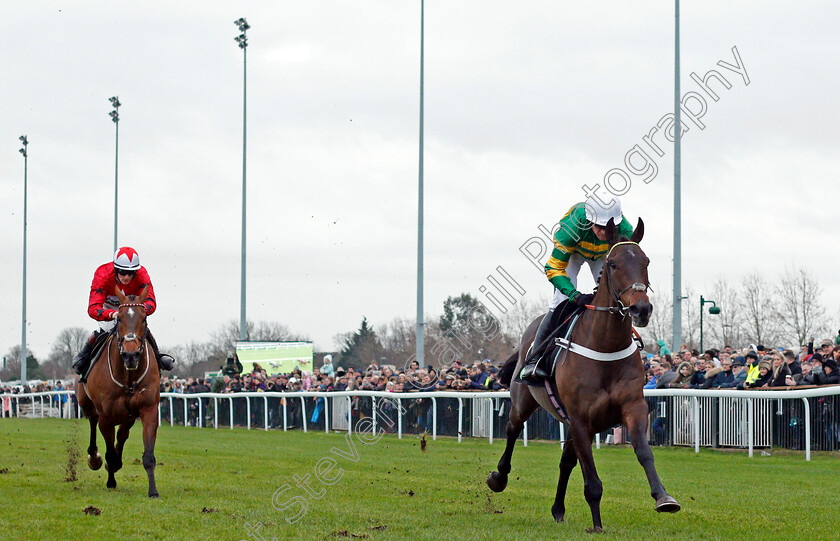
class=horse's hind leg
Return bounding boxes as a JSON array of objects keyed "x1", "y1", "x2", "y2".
[
  {"x1": 568, "y1": 421, "x2": 604, "y2": 533},
  {"x1": 551, "y1": 433, "x2": 578, "y2": 523},
  {"x1": 487, "y1": 385, "x2": 539, "y2": 493},
  {"x1": 622, "y1": 399, "x2": 680, "y2": 513},
  {"x1": 86, "y1": 416, "x2": 102, "y2": 470},
  {"x1": 99, "y1": 421, "x2": 119, "y2": 489},
  {"x1": 140, "y1": 407, "x2": 160, "y2": 498}
]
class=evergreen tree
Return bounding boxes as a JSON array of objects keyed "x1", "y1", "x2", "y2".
[{"x1": 339, "y1": 317, "x2": 384, "y2": 368}]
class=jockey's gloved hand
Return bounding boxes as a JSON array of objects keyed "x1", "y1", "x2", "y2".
[{"x1": 572, "y1": 293, "x2": 595, "y2": 308}]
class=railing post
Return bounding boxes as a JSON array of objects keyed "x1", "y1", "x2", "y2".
[
  {"x1": 264, "y1": 396, "x2": 269, "y2": 431},
  {"x1": 397, "y1": 397, "x2": 402, "y2": 440},
  {"x1": 802, "y1": 397, "x2": 811, "y2": 462},
  {"x1": 692, "y1": 396, "x2": 700, "y2": 454},
  {"x1": 347, "y1": 396, "x2": 353, "y2": 436},
  {"x1": 301, "y1": 397, "x2": 308, "y2": 433},
  {"x1": 747, "y1": 398, "x2": 754, "y2": 458},
  {"x1": 246, "y1": 396, "x2": 251, "y2": 430},
  {"x1": 183, "y1": 397, "x2": 188, "y2": 427},
  {"x1": 198, "y1": 397, "x2": 204, "y2": 428},
  {"x1": 371, "y1": 397, "x2": 377, "y2": 437},
  {"x1": 169, "y1": 396, "x2": 174, "y2": 427},
  {"x1": 560, "y1": 422, "x2": 565, "y2": 450},
  {"x1": 324, "y1": 396, "x2": 329, "y2": 434},
  {"x1": 229, "y1": 397, "x2": 234, "y2": 430},
  {"x1": 523, "y1": 421, "x2": 528, "y2": 447},
  {"x1": 488, "y1": 398, "x2": 494, "y2": 444},
  {"x1": 214, "y1": 397, "x2": 218, "y2": 429},
  {"x1": 457, "y1": 397, "x2": 463, "y2": 443},
  {"x1": 596, "y1": 432, "x2": 601, "y2": 449},
  {"x1": 282, "y1": 396, "x2": 288, "y2": 432},
  {"x1": 431, "y1": 397, "x2": 437, "y2": 441}
]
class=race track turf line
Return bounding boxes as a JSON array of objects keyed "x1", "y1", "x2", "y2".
[{"x1": 0, "y1": 418, "x2": 837, "y2": 540}]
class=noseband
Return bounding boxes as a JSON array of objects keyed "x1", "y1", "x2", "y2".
[{"x1": 587, "y1": 241, "x2": 651, "y2": 319}]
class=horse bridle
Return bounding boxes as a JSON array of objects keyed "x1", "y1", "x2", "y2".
[
  {"x1": 587, "y1": 241, "x2": 652, "y2": 319},
  {"x1": 116, "y1": 302, "x2": 147, "y2": 358}
]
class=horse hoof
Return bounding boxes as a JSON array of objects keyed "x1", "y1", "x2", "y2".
[
  {"x1": 585, "y1": 526, "x2": 605, "y2": 534},
  {"x1": 655, "y1": 495, "x2": 681, "y2": 513},
  {"x1": 486, "y1": 472, "x2": 508, "y2": 493},
  {"x1": 149, "y1": 492, "x2": 160, "y2": 498},
  {"x1": 106, "y1": 480, "x2": 117, "y2": 489},
  {"x1": 88, "y1": 454, "x2": 102, "y2": 471},
  {"x1": 551, "y1": 506, "x2": 565, "y2": 523}
]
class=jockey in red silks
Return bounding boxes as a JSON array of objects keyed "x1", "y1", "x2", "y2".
[{"x1": 72, "y1": 246, "x2": 175, "y2": 382}]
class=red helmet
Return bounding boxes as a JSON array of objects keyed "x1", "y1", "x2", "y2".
[{"x1": 113, "y1": 246, "x2": 141, "y2": 271}]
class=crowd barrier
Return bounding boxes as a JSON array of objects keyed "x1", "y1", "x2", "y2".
[{"x1": 3, "y1": 387, "x2": 840, "y2": 461}]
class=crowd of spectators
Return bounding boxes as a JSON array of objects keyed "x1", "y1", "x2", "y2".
[
  {"x1": 3, "y1": 334, "x2": 839, "y2": 403},
  {"x1": 164, "y1": 355, "x2": 507, "y2": 398},
  {"x1": 643, "y1": 336, "x2": 840, "y2": 390}
]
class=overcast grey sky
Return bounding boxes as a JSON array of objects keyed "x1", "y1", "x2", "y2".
[{"x1": 2, "y1": 1, "x2": 838, "y2": 362}]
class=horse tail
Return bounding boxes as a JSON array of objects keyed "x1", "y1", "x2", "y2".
[{"x1": 497, "y1": 351, "x2": 519, "y2": 388}]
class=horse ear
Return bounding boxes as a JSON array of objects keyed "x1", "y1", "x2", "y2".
[
  {"x1": 630, "y1": 218, "x2": 645, "y2": 244},
  {"x1": 604, "y1": 219, "x2": 618, "y2": 244},
  {"x1": 139, "y1": 285, "x2": 149, "y2": 304},
  {"x1": 114, "y1": 285, "x2": 126, "y2": 304}
]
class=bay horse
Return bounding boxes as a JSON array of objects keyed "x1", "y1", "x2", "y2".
[
  {"x1": 76, "y1": 285, "x2": 161, "y2": 497},
  {"x1": 487, "y1": 218, "x2": 679, "y2": 532}
]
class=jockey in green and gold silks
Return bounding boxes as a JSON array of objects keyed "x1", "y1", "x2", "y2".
[
  {"x1": 545, "y1": 203, "x2": 634, "y2": 305},
  {"x1": 520, "y1": 191, "x2": 634, "y2": 382}
]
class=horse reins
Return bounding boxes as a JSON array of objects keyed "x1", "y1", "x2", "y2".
[{"x1": 584, "y1": 241, "x2": 651, "y2": 319}]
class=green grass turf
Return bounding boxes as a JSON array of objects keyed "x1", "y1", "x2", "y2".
[{"x1": 0, "y1": 418, "x2": 837, "y2": 540}]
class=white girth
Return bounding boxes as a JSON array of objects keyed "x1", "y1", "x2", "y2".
[{"x1": 554, "y1": 336, "x2": 639, "y2": 362}]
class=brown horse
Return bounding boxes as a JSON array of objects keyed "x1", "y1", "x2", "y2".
[
  {"x1": 76, "y1": 285, "x2": 161, "y2": 497},
  {"x1": 487, "y1": 218, "x2": 679, "y2": 532}
]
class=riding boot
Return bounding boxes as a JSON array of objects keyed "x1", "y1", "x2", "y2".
[
  {"x1": 72, "y1": 332, "x2": 98, "y2": 382},
  {"x1": 520, "y1": 309, "x2": 555, "y2": 381},
  {"x1": 146, "y1": 329, "x2": 175, "y2": 372}
]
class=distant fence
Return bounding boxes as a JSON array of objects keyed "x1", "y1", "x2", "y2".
[{"x1": 3, "y1": 387, "x2": 840, "y2": 461}]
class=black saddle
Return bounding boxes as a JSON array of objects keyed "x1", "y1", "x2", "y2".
[{"x1": 83, "y1": 330, "x2": 116, "y2": 381}]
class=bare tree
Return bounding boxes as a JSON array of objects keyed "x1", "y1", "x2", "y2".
[
  {"x1": 45, "y1": 327, "x2": 89, "y2": 371},
  {"x1": 738, "y1": 272, "x2": 779, "y2": 346},
  {"x1": 681, "y1": 285, "x2": 701, "y2": 351},
  {"x1": 706, "y1": 277, "x2": 744, "y2": 350},
  {"x1": 499, "y1": 295, "x2": 548, "y2": 340},
  {"x1": 640, "y1": 287, "x2": 672, "y2": 352},
  {"x1": 775, "y1": 267, "x2": 828, "y2": 347},
  {"x1": 377, "y1": 317, "x2": 416, "y2": 366}
]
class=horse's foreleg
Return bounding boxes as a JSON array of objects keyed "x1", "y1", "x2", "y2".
[
  {"x1": 568, "y1": 421, "x2": 604, "y2": 533},
  {"x1": 99, "y1": 421, "x2": 119, "y2": 489},
  {"x1": 622, "y1": 400, "x2": 680, "y2": 513},
  {"x1": 115, "y1": 417, "x2": 135, "y2": 463},
  {"x1": 487, "y1": 387, "x2": 538, "y2": 493},
  {"x1": 140, "y1": 408, "x2": 160, "y2": 498},
  {"x1": 551, "y1": 433, "x2": 578, "y2": 523},
  {"x1": 86, "y1": 416, "x2": 102, "y2": 470}
]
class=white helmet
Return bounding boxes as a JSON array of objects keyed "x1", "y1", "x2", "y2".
[
  {"x1": 584, "y1": 190, "x2": 623, "y2": 226},
  {"x1": 113, "y1": 246, "x2": 141, "y2": 271}
]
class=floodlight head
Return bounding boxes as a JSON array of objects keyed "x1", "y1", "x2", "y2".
[
  {"x1": 19, "y1": 135, "x2": 27, "y2": 144},
  {"x1": 234, "y1": 17, "x2": 250, "y2": 30},
  {"x1": 709, "y1": 306, "x2": 721, "y2": 315}
]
